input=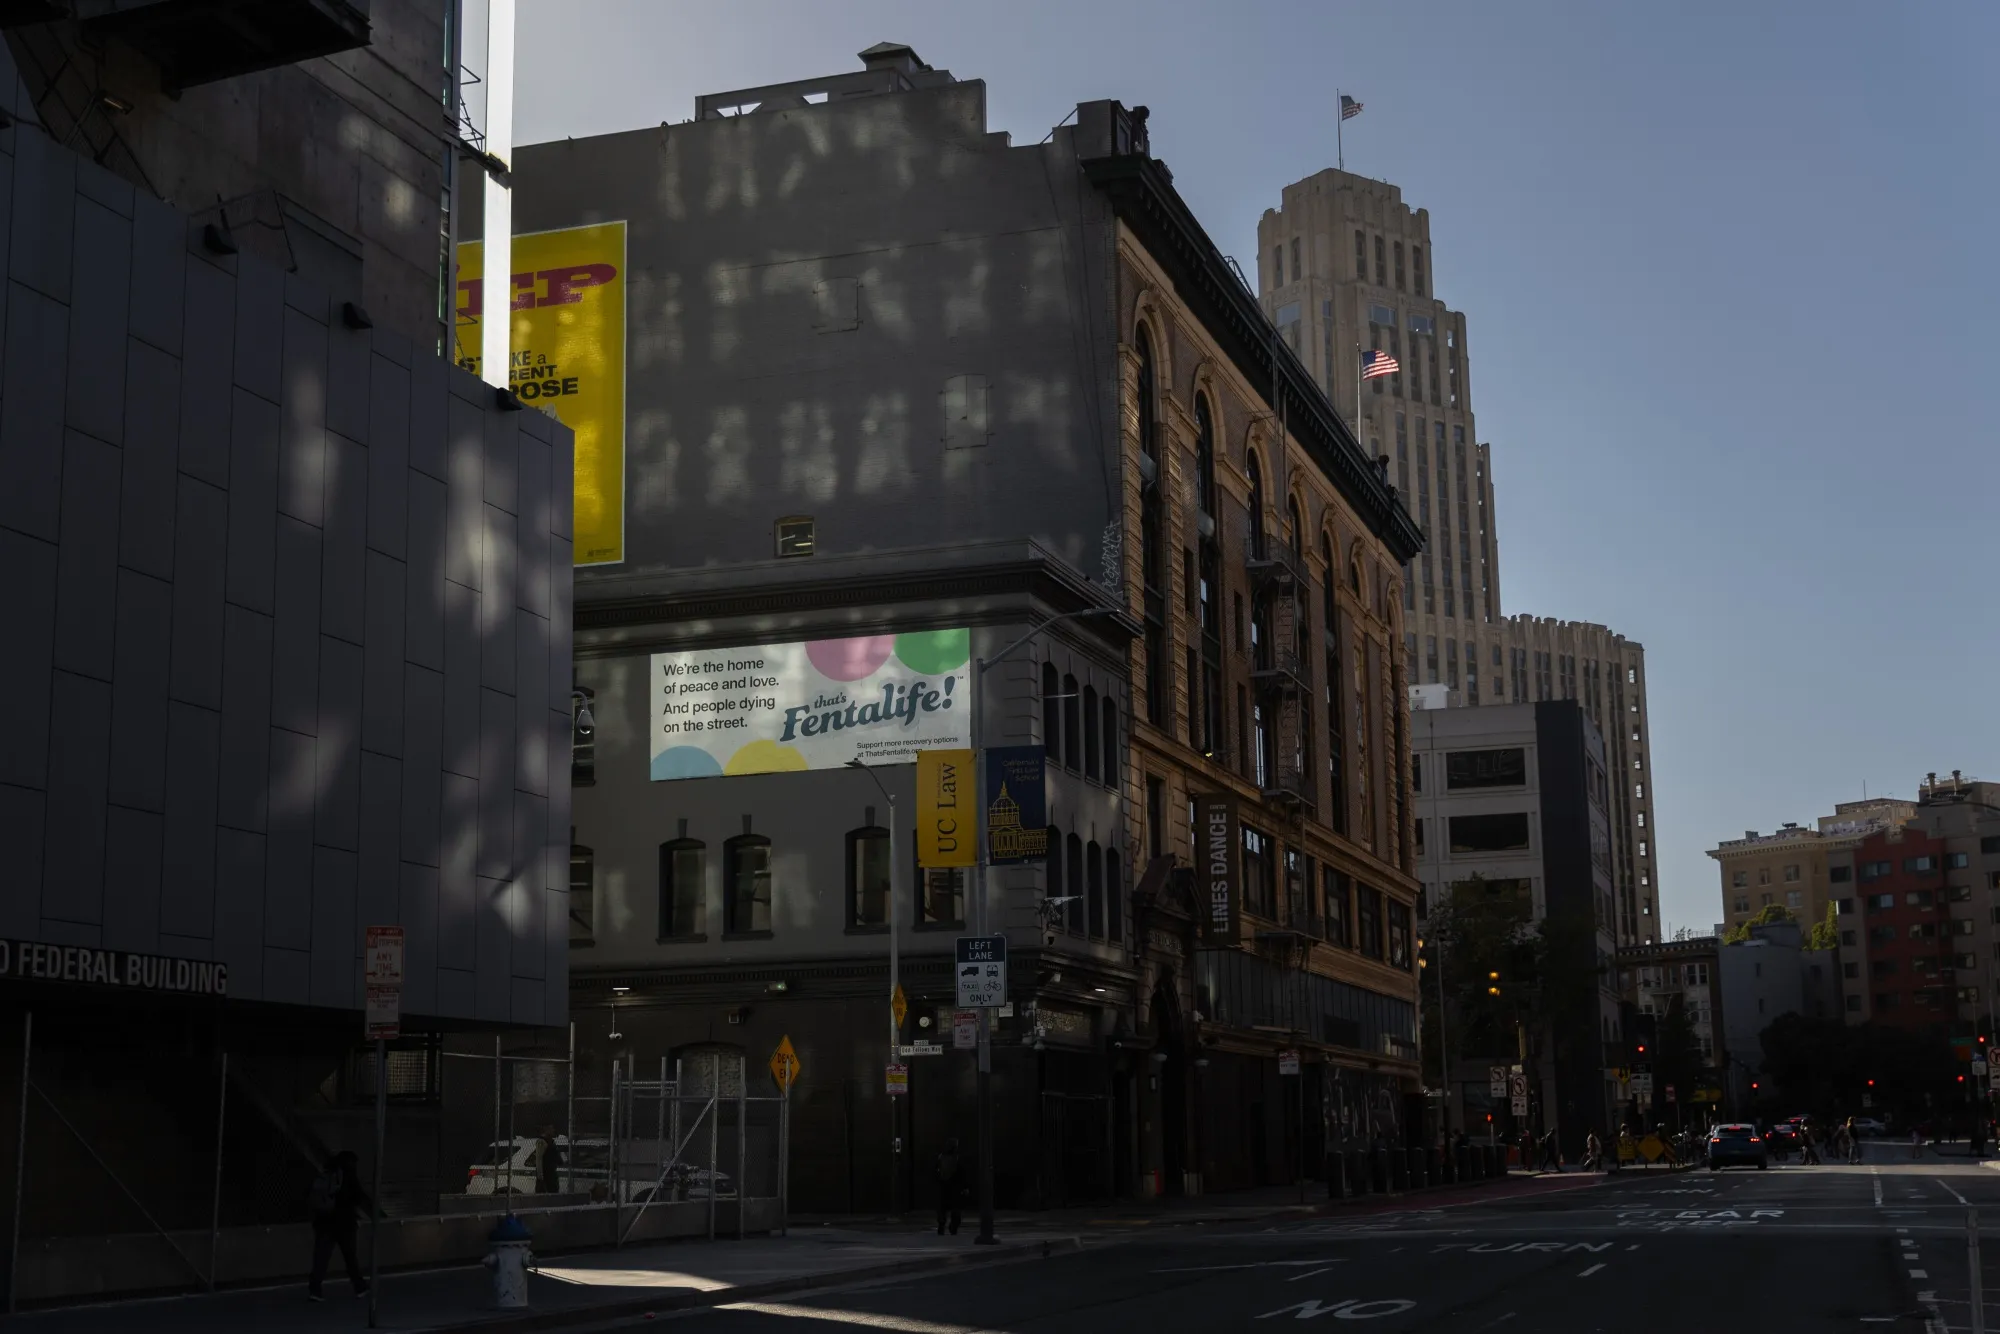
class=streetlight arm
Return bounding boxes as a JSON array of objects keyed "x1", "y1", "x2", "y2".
[{"x1": 980, "y1": 605, "x2": 1120, "y2": 673}]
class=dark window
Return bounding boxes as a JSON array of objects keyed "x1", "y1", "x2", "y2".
[
  {"x1": 1243, "y1": 825, "x2": 1277, "y2": 916},
  {"x1": 1354, "y1": 230, "x2": 1367, "y2": 281},
  {"x1": 1083, "y1": 685, "x2": 1101, "y2": 781},
  {"x1": 1948, "y1": 852, "x2": 1969, "y2": 869},
  {"x1": 1273, "y1": 245, "x2": 1284, "y2": 286},
  {"x1": 723, "y1": 834, "x2": 772, "y2": 934},
  {"x1": 1042, "y1": 662, "x2": 1060, "y2": 757},
  {"x1": 1905, "y1": 856, "x2": 1937, "y2": 874},
  {"x1": 1087, "y1": 840, "x2": 1105, "y2": 938},
  {"x1": 845, "y1": 828, "x2": 888, "y2": 929},
  {"x1": 1374, "y1": 234, "x2": 1385, "y2": 286},
  {"x1": 1445, "y1": 747, "x2": 1528, "y2": 790},
  {"x1": 1062, "y1": 673, "x2": 1081, "y2": 770},
  {"x1": 1829, "y1": 865, "x2": 1852, "y2": 884},
  {"x1": 1411, "y1": 753, "x2": 1421, "y2": 793},
  {"x1": 918, "y1": 864, "x2": 964, "y2": 926},
  {"x1": 1194, "y1": 394, "x2": 1217, "y2": 516},
  {"x1": 1860, "y1": 861, "x2": 1891, "y2": 881},
  {"x1": 1448, "y1": 813, "x2": 1532, "y2": 854},
  {"x1": 1412, "y1": 245, "x2": 1425, "y2": 296},
  {"x1": 1983, "y1": 836, "x2": 2000, "y2": 854},
  {"x1": 1387, "y1": 900, "x2": 1412, "y2": 969},
  {"x1": 1146, "y1": 778, "x2": 1165, "y2": 860},
  {"x1": 1106, "y1": 848, "x2": 1122, "y2": 944},
  {"x1": 1393, "y1": 240, "x2": 1405, "y2": 290},
  {"x1": 1247, "y1": 453, "x2": 1268, "y2": 559},
  {"x1": 1237, "y1": 685, "x2": 1249, "y2": 776},
  {"x1": 1907, "y1": 889, "x2": 1934, "y2": 907},
  {"x1": 659, "y1": 838, "x2": 706, "y2": 938},
  {"x1": 774, "y1": 515, "x2": 814, "y2": 558},
  {"x1": 1290, "y1": 236, "x2": 1301, "y2": 280},
  {"x1": 1045, "y1": 825, "x2": 1065, "y2": 929},
  {"x1": 1322, "y1": 541, "x2": 1347, "y2": 834},
  {"x1": 1067, "y1": 833, "x2": 1085, "y2": 934},
  {"x1": 1102, "y1": 697, "x2": 1119, "y2": 787},
  {"x1": 1138, "y1": 328, "x2": 1167, "y2": 724},
  {"x1": 1357, "y1": 886, "x2": 1384, "y2": 958},
  {"x1": 569, "y1": 843, "x2": 595, "y2": 945},
  {"x1": 1322, "y1": 866, "x2": 1350, "y2": 947}
]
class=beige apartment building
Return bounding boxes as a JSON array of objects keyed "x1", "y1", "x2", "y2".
[
  {"x1": 1258, "y1": 168, "x2": 1661, "y2": 944},
  {"x1": 1708, "y1": 797, "x2": 1917, "y2": 939}
]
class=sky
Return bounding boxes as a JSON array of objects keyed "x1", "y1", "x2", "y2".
[{"x1": 512, "y1": 0, "x2": 2000, "y2": 938}]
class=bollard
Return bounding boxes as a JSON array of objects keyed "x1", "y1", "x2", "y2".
[
  {"x1": 1970, "y1": 1207, "x2": 1986, "y2": 1334},
  {"x1": 484, "y1": 1215, "x2": 533, "y2": 1310}
]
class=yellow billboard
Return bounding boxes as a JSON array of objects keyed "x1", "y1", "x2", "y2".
[
  {"x1": 456, "y1": 222, "x2": 627, "y2": 566},
  {"x1": 916, "y1": 748, "x2": 977, "y2": 868}
]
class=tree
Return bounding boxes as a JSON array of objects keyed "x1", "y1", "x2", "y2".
[
  {"x1": 1724, "y1": 902, "x2": 1794, "y2": 944},
  {"x1": 1655, "y1": 993, "x2": 1703, "y2": 1098},
  {"x1": 1806, "y1": 901, "x2": 1838, "y2": 951}
]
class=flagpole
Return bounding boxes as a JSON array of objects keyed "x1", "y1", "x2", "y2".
[{"x1": 1336, "y1": 87, "x2": 1344, "y2": 171}]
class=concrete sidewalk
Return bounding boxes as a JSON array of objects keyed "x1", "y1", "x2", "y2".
[{"x1": 8, "y1": 1226, "x2": 1067, "y2": 1334}]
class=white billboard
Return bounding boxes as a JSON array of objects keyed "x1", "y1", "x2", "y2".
[{"x1": 650, "y1": 629, "x2": 973, "y2": 780}]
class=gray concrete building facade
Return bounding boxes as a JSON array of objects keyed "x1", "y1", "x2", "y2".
[{"x1": 505, "y1": 46, "x2": 1424, "y2": 1209}]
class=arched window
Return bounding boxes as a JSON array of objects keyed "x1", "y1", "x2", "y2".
[
  {"x1": 1062, "y1": 673, "x2": 1081, "y2": 771},
  {"x1": 1066, "y1": 832, "x2": 1085, "y2": 934},
  {"x1": 1087, "y1": 840, "x2": 1105, "y2": 938},
  {"x1": 723, "y1": 834, "x2": 773, "y2": 934},
  {"x1": 1138, "y1": 327, "x2": 1167, "y2": 725},
  {"x1": 1045, "y1": 824, "x2": 1064, "y2": 931},
  {"x1": 1105, "y1": 848, "x2": 1122, "y2": 944},
  {"x1": 1083, "y1": 685, "x2": 1101, "y2": 781},
  {"x1": 1287, "y1": 497, "x2": 1304, "y2": 551},
  {"x1": 1247, "y1": 452, "x2": 1267, "y2": 559},
  {"x1": 1194, "y1": 393, "x2": 1217, "y2": 517},
  {"x1": 570, "y1": 843, "x2": 595, "y2": 946},
  {"x1": 1042, "y1": 661, "x2": 1061, "y2": 756},
  {"x1": 1348, "y1": 548, "x2": 1363, "y2": 596},
  {"x1": 1101, "y1": 697, "x2": 1119, "y2": 788},
  {"x1": 659, "y1": 837, "x2": 706, "y2": 939},
  {"x1": 846, "y1": 826, "x2": 889, "y2": 929},
  {"x1": 1323, "y1": 537, "x2": 1347, "y2": 836}
]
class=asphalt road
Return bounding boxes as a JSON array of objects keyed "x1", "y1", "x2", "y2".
[{"x1": 643, "y1": 1140, "x2": 2000, "y2": 1333}]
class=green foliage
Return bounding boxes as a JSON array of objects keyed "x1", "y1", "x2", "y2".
[
  {"x1": 1423, "y1": 874, "x2": 1605, "y2": 1067},
  {"x1": 1806, "y1": 901, "x2": 1839, "y2": 951},
  {"x1": 1758, "y1": 1012, "x2": 1957, "y2": 1115},
  {"x1": 1724, "y1": 901, "x2": 1795, "y2": 943}
]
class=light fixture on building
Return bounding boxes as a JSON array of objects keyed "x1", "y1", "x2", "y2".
[
  {"x1": 765, "y1": 980, "x2": 789, "y2": 995},
  {"x1": 611, "y1": 985, "x2": 630, "y2": 994}
]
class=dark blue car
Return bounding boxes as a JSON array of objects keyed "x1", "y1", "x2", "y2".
[{"x1": 1708, "y1": 1123, "x2": 1769, "y2": 1171}]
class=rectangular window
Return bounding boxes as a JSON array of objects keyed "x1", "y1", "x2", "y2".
[
  {"x1": 660, "y1": 840, "x2": 707, "y2": 937},
  {"x1": 1783, "y1": 864, "x2": 1800, "y2": 882},
  {"x1": 1448, "y1": 812, "x2": 1532, "y2": 854},
  {"x1": 1860, "y1": 861, "x2": 1890, "y2": 881},
  {"x1": 1354, "y1": 230, "x2": 1367, "y2": 281},
  {"x1": 1829, "y1": 865, "x2": 1852, "y2": 883},
  {"x1": 1291, "y1": 236, "x2": 1301, "y2": 281},
  {"x1": 1322, "y1": 866, "x2": 1350, "y2": 946},
  {"x1": 1408, "y1": 314, "x2": 1434, "y2": 336},
  {"x1": 1948, "y1": 852, "x2": 1970, "y2": 869},
  {"x1": 1907, "y1": 889, "x2": 1935, "y2": 907},
  {"x1": 1273, "y1": 245, "x2": 1283, "y2": 286},
  {"x1": 569, "y1": 844, "x2": 595, "y2": 946},
  {"x1": 1732, "y1": 895, "x2": 1748, "y2": 913},
  {"x1": 1446, "y1": 747, "x2": 1527, "y2": 790},
  {"x1": 919, "y1": 866, "x2": 965, "y2": 926},
  {"x1": 1242, "y1": 825, "x2": 1277, "y2": 916},
  {"x1": 724, "y1": 836, "x2": 773, "y2": 934},
  {"x1": 1374, "y1": 234, "x2": 1386, "y2": 286},
  {"x1": 1732, "y1": 870, "x2": 1748, "y2": 888},
  {"x1": 1387, "y1": 900, "x2": 1412, "y2": 969},
  {"x1": 1412, "y1": 245, "x2": 1425, "y2": 296},
  {"x1": 1393, "y1": 240, "x2": 1405, "y2": 290},
  {"x1": 1905, "y1": 855, "x2": 1937, "y2": 873},
  {"x1": 1357, "y1": 886, "x2": 1384, "y2": 958}
]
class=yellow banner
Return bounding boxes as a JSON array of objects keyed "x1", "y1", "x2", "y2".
[
  {"x1": 456, "y1": 222, "x2": 627, "y2": 566},
  {"x1": 915, "y1": 748, "x2": 976, "y2": 868}
]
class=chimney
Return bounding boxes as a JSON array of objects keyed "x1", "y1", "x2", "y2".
[{"x1": 857, "y1": 42, "x2": 926, "y2": 76}]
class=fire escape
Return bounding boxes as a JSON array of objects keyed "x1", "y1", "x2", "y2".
[{"x1": 1248, "y1": 532, "x2": 1312, "y2": 810}]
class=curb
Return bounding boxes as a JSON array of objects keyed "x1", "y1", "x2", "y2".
[{"x1": 408, "y1": 1236, "x2": 1077, "y2": 1334}]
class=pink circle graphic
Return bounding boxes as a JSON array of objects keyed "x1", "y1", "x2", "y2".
[{"x1": 806, "y1": 635, "x2": 895, "y2": 682}]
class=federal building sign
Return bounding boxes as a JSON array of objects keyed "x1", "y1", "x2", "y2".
[
  {"x1": 0, "y1": 942, "x2": 228, "y2": 997},
  {"x1": 1194, "y1": 792, "x2": 1239, "y2": 944}
]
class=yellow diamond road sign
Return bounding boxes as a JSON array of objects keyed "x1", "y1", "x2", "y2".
[
  {"x1": 892, "y1": 985, "x2": 908, "y2": 1029},
  {"x1": 769, "y1": 1035, "x2": 800, "y2": 1093}
]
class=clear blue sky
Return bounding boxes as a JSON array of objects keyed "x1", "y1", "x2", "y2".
[{"x1": 516, "y1": 0, "x2": 1999, "y2": 937}]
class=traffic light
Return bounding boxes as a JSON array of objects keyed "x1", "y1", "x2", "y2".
[
  {"x1": 1752, "y1": 1081, "x2": 1760, "y2": 1092},
  {"x1": 1487, "y1": 969, "x2": 1501, "y2": 997},
  {"x1": 1636, "y1": 1042, "x2": 1647, "y2": 1057}
]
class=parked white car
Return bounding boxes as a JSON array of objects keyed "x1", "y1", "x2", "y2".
[{"x1": 464, "y1": 1137, "x2": 732, "y2": 1202}]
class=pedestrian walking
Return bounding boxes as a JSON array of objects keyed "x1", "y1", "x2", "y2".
[
  {"x1": 1911, "y1": 1128, "x2": 1923, "y2": 1160},
  {"x1": 1540, "y1": 1130, "x2": 1561, "y2": 1173},
  {"x1": 534, "y1": 1123, "x2": 563, "y2": 1196},
  {"x1": 1800, "y1": 1125, "x2": 1821, "y2": 1166},
  {"x1": 934, "y1": 1139, "x2": 966, "y2": 1236},
  {"x1": 1582, "y1": 1131, "x2": 1603, "y2": 1172},
  {"x1": 306, "y1": 1149, "x2": 370, "y2": 1301}
]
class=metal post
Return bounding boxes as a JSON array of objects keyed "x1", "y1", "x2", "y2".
[
  {"x1": 671, "y1": 1058, "x2": 683, "y2": 1193},
  {"x1": 655, "y1": 1057, "x2": 666, "y2": 1210},
  {"x1": 1970, "y1": 1206, "x2": 1986, "y2": 1334},
  {"x1": 610, "y1": 1059, "x2": 621, "y2": 1247},
  {"x1": 368, "y1": 1039, "x2": 386, "y2": 1328},
  {"x1": 208, "y1": 1052, "x2": 228, "y2": 1292},
  {"x1": 972, "y1": 654, "x2": 996, "y2": 1246},
  {"x1": 492, "y1": 1037, "x2": 503, "y2": 1193},
  {"x1": 707, "y1": 1053, "x2": 719, "y2": 1241},
  {"x1": 888, "y1": 787, "x2": 900, "y2": 1217},
  {"x1": 9, "y1": 1012, "x2": 31, "y2": 1315},
  {"x1": 564, "y1": 1022, "x2": 576, "y2": 1195},
  {"x1": 737, "y1": 1056, "x2": 747, "y2": 1240},
  {"x1": 779, "y1": 1085, "x2": 791, "y2": 1237}
]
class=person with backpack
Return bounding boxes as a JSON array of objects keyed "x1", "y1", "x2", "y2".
[
  {"x1": 934, "y1": 1139, "x2": 966, "y2": 1236},
  {"x1": 307, "y1": 1149, "x2": 370, "y2": 1301}
]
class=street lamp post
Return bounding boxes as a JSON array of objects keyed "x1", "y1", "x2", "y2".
[
  {"x1": 968, "y1": 604, "x2": 1118, "y2": 1246},
  {"x1": 845, "y1": 759, "x2": 901, "y2": 1216}
]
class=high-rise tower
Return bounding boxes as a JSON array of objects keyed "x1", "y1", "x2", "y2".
[{"x1": 1259, "y1": 168, "x2": 1662, "y2": 945}]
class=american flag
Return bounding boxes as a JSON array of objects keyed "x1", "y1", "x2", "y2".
[
  {"x1": 1341, "y1": 95, "x2": 1364, "y2": 121},
  {"x1": 1361, "y1": 349, "x2": 1399, "y2": 379}
]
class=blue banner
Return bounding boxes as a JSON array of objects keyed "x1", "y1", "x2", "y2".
[{"x1": 984, "y1": 745, "x2": 1048, "y2": 865}]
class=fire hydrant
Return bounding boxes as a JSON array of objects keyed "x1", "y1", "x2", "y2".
[{"x1": 483, "y1": 1214, "x2": 533, "y2": 1309}]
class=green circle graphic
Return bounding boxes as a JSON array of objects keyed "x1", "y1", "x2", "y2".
[{"x1": 894, "y1": 628, "x2": 971, "y2": 675}]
